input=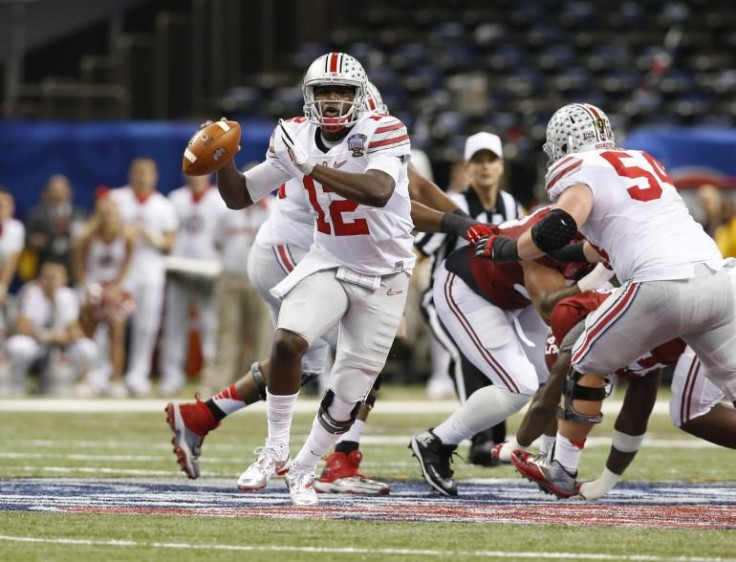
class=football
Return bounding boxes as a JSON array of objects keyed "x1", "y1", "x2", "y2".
[{"x1": 182, "y1": 119, "x2": 241, "y2": 176}]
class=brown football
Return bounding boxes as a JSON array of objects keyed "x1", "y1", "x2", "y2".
[{"x1": 182, "y1": 120, "x2": 241, "y2": 176}]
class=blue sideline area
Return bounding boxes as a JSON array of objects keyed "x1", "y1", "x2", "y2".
[
  {"x1": 0, "y1": 119, "x2": 274, "y2": 219},
  {"x1": 626, "y1": 127, "x2": 736, "y2": 189},
  {"x1": 2, "y1": 121, "x2": 736, "y2": 221}
]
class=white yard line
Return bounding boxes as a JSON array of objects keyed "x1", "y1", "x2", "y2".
[
  {"x1": 0, "y1": 398, "x2": 672, "y2": 415},
  {"x1": 0, "y1": 535, "x2": 731, "y2": 561}
]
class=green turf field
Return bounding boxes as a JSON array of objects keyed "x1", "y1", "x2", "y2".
[{"x1": 1, "y1": 385, "x2": 735, "y2": 561}]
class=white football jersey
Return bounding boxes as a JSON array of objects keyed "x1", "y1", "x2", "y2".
[
  {"x1": 250, "y1": 113, "x2": 415, "y2": 276},
  {"x1": 546, "y1": 148, "x2": 723, "y2": 283},
  {"x1": 217, "y1": 199, "x2": 272, "y2": 275},
  {"x1": 18, "y1": 283, "x2": 79, "y2": 330},
  {"x1": 85, "y1": 235, "x2": 127, "y2": 285},
  {"x1": 168, "y1": 186, "x2": 228, "y2": 261},
  {"x1": 0, "y1": 218, "x2": 24, "y2": 264},
  {"x1": 255, "y1": 179, "x2": 314, "y2": 251},
  {"x1": 109, "y1": 187, "x2": 178, "y2": 283}
]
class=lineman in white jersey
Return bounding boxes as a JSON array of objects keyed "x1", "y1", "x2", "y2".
[
  {"x1": 212, "y1": 52, "x2": 413, "y2": 506},
  {"x1": 110, "y1": 158, "x2": 178, "y2": 395},
  {"x1": 474, "y1": 103, "x2": 736, "y2": 498},
  {"x1": 159, "y1": 175, "x2": 229, "y2": 396}
]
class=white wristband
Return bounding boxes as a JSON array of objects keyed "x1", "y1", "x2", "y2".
[{"x1": 577, "y1": 263, "x2": 614, "y2": 293}]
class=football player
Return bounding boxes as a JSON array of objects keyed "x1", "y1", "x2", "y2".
[
  {"x1": 474, "y1": 103, "x2": 736, "y2": 498},
  {"x1": 409, "y1": 208, "x2": 603, "y2": 496}
]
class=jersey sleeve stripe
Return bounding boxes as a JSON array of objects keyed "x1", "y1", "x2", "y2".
[
  {"x1": 546, "y1": 160, "x2": 582, "y2": 192},
  {"x1": 368, "y1": 134, "x2": 410, "y2": 149},
  {"x1": 374, "y1": 122, "x2": 404, "y2": 134},
  {"x1": 548, "y1": 155, "x2": 577, "y2": 176}
]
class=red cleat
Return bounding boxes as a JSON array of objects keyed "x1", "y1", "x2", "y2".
[
  {"x1": 165, "y1": 395, "x2": 220, "y2": 479},
  {"x1": 511, "y1": 449, "x2": 581, "y2": 499},
  {"x1": 314, "y1": 450, "x2": 389, "y2": 495}
]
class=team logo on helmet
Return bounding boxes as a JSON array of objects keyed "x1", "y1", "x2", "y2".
[{"x1": 347, "y1": 133, "x2": 367, "y2": 157}]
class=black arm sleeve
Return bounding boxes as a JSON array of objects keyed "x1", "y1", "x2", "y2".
[
  {"x1": 439, "y1": 212, "x2": 477, "y2": 238},
  {"x1": 547, "y1": 242, "x2": 588, "y2": 263}
]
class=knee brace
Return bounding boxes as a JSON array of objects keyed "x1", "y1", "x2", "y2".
[
  {"x1": 251, "y1": 361, "x2": 267, "y2": 401},
  {"x1": 318, "y1": 389, "x2": 361, "y2": 434},
  {"x1": 557, "y1": 368, "x2": 610, "y2": 424}
]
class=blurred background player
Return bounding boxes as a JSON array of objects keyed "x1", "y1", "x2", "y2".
[
  {"x1": 73, "y1": 192, "x2": 135, "y2": 397},
  {"x1": 413, "y1": 132, "x2": 524, "y2": 466},
  {"x1": 6, "y1": 260, "x2": 97, "y2": 395},
  {"x1": 159, "y1": 174, "x2": 229, "y2": 397},
  {"x1": 24, "y1": 174, "x2": 87, "y2": 283},
  {"x1": 110, "y1": 158, "x2": 178, "y2": 396},
  {"x1": 0, "y1": 190, "x2": 24, "y2": 311}
]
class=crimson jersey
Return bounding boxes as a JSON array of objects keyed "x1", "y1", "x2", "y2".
[
  {"x1": 549, "y1": 290, "x2": 686, "y2": 376},
  {"x1": 466, "y1": 208, "x2": 593, "y2": 310}
]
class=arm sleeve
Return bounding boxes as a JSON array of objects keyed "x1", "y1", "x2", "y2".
[{"x1": 244, "y1": 160, "x2": 293, "y2": 203}]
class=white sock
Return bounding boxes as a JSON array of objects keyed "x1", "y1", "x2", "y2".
[
  {"x1": 337, "y1": 419, "x2": 365, "y2": 445},
  {"x1": 294, "y1": 416, "x2": 342, "y2": 470},
  {"x1": 294, "y1": 393, "x2": 357, "y2": 470},
  {"x1": 539, "y1": 434, "x2": 556, "y2": 455},
  {"x1": 265, "y1": 390, "x2": 299, "y2": 448},
  {"x1": 434, "y1": 385, "x2": 530, "y2": 446},
  {"x1": 553, "y1": 433, "x2": 585, "y2": 475}
]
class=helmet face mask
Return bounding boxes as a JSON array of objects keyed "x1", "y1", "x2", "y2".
[
  {"x1": 302, "y1": 52, "x2": 368, "y2": 133},
  {"x1": 543, "y1": 103, "x2": 615, "y2": 166}
]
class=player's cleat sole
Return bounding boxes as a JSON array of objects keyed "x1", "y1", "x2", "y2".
[
  {"x1": 314, "y1": 475, "x2": 390, "y2": 495},
  {"x1": 165, "y1": 403, "x2": 201, "y2": 480},
  {"x1": 511, "y1": 449, "x2": 581, "y2": 499}
]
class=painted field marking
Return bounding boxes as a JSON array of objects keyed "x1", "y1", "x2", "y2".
[{"x1": 0, "y1": 535, "x2": 733, "y2": 561}]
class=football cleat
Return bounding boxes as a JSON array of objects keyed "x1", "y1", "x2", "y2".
[
  {"x1": 285, "y1": 461, "x2": 319, "y2": 506},
  {"x1": 468, "y1": 432, "x2": 500, "y2": 467},
  {"x1": 165, "y1": 397, "x2": 220, "y2": 479},
  {"x1": 511, "y1": 449, "x2": 581, "y2": 499},
  {"x1": 237, "y1": 443, "x2": 290, "y2": 491},
  {"x1": 409, "y1": 429, "x2": 458, "y2": 497},
  {"x1": 314, "y1": 450, "x2": 390, "y2": 495}
]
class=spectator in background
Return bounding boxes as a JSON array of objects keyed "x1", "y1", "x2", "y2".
[
  {"x1": 73, "y1": 191, "x2": 135, "y2": 397},
  {"x1": 0, "y1": 189, "x2": 25, "y2": 309},
  {"x1": 697, "y1": 184, "x2": 723, "y2": 237},
  {"x1": 110, "y1": 158, "x2": 178, "y2": 396},
  {"x1": 6, "y1": 260, "x2": 96, "y2": 395},
  {"x1": 159, "y1": 175, "x2": 229, "y2": 397},
  {"x1": 716, "y1": 197, "x2": 736, "y2": 258},
  {"x1": 198, "y1": 192, "x2": 272, "y2": 396},
  {"x1": 25, "y1": 174, "x2": 86, "y2": 281},
  {"x1": 446, "y1": 160, "x2": 470, "y2": 196}
]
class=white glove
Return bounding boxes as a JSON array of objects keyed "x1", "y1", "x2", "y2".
[
  {"x1": 279, "y1": 119, "x2": 315, "y2": 175},
  {"x1": 577, "y1": 263, "x2": 615, "y2": 293}
]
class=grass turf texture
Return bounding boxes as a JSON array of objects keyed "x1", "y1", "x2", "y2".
[{"x1": 1, "y1": 385, "x2": 735, "y2": 561}]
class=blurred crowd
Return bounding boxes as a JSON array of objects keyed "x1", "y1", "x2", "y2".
[{"x1": 1, "y1": 156, "x2": 735, "y2": 399}]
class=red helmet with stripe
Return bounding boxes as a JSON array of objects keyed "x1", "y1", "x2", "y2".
[
  {"x1": 543, "y1": 103, "x2": 615, "y2": 166},
  {"x1": 302, "y1": 52, "x2": 367, "y2": 133}
]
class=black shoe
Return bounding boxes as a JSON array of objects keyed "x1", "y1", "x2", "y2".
[
  {"x1": 468, "y1": 432, "x2": 501, "y2": 467},
  {"x1": 409, "y1": 429, "x2": 458, "y2": 496}
]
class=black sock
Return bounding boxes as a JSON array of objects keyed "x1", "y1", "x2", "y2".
[
  {"x1": 334, "y1": 440, "x2": 359, "y2": 455},
  {"x1": 205, "y1": 399, "x2": 227, "y2": 421}
]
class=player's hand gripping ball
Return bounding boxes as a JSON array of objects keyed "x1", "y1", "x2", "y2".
[{"x1": 182, "y1": 118, "x2": 241, "y2": 176}]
